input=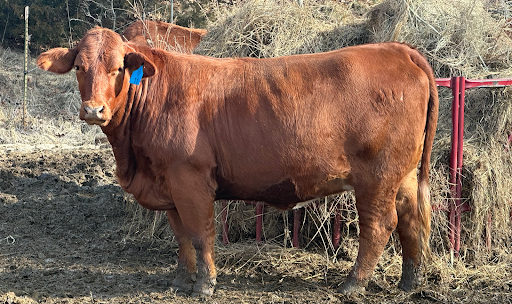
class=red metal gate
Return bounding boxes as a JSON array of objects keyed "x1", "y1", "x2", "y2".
[{"x1": 436, "y1": 77, "x2": 512, "y2": 256}]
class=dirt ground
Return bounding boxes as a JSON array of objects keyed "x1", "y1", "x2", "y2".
[{"x1": 0, "y1": 148, "x2": 511, "y2": 304}]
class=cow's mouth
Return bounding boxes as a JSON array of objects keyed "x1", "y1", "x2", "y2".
[{"x1": 84, "y1": 118, "x2": 110, "y2": 127}]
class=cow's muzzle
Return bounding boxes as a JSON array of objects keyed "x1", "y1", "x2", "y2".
[{"x1": 80, "y1": 102, "x2": 111, "y2": 126}]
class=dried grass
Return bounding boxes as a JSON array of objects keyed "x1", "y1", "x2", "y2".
[
  {"x1": 195, "y1": 0, "x2": 372, "y2": 58},
  {"x1": 368, "y1": 0, "x2": 512, "y2": 78},
  {"x1": 121, "y1": 193, "x2": 172, "y2": 241},
  {"x1": 215, "y1": 242, "x2": 342, "y2": 279}
]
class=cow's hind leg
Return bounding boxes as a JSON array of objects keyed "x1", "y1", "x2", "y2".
[
  {"x1": 166, "y1": 208, "x2": 197, "y2": 293},
  {"x1": 395, "y1": 168, "x2": 428, "y2": 291},
  {"x1": 338, "y1": 185, "x2": 398, "y2": 294}
]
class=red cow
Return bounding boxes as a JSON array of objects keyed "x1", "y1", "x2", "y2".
[
  {"x1": 37, "y1": 27, "x2": 438, "y2": 296},
  {"x1": 122, "y1": 20, "x2": 206, "y2": 53}
]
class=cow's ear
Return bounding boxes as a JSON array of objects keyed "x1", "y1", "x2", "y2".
[
  {"x1": 124, "y1": 52, "x2": 156, "y2": 78},
  {"x1": 37, "y1": 48, "x2": 78, "y2": 74}
]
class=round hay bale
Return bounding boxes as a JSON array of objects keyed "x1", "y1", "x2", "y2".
[
  {"x1": 195, "y1": 0, "x2": 371, "y2": 58},
  {"x1": 367, "y1": 0, "x2": 512, "y2": 78}
]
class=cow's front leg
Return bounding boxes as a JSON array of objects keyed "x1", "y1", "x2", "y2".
[
  {"x1": 166, "y1": 208, "x2": 197, "y2": 292},
  {"x1": 191, "y1": 219, "x2": 217, "y2": 296},
  {"x1": 338, "y1": 189, "x2": 398, "y2": 294},
  {"x1": 168, "y1": 168, "x2": 217, "y2": 296}
]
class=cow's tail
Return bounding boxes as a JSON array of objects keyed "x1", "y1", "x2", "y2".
[{"x1": 410, "y1": 46, "x2": 439, "y2": 263}]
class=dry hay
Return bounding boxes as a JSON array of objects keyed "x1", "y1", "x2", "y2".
[
  {"x1": 368, "y1": 0, "x2": 512, "y2": 78},
  {"x1": 194, "y1": 0, "x2": 372, "y2": 58},
  {"x1": 0, "y1": 292, "x2": 37, "y2": 304},
  {"x1": 121, "y1": 193, "x2": 173, "y2": 241}
]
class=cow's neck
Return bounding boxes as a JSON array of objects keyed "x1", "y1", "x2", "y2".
[{"x1": 101, "y1": 80, "x2": 149, "y2": 189}]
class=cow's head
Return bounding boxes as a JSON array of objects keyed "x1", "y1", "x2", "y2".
[{"x1": 37, "y1": 27, "x2": 156, "y2": 127}]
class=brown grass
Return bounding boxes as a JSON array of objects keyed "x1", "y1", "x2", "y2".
[
  {"x1": 368, "y1": 0, "x2": 512, "y2": 78},
  {"x1": 195, "y1": 0, "x2": 372, "y2": 58}
]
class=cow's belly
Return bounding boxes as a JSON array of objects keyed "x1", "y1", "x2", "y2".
[{"x1": 215, "y1": 176, "x2": 354, "y2": 209}]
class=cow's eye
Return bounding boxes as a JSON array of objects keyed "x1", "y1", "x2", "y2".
[
  {"x1": 74, "y1": 65, "x2": 80, "y2": 71},
  {"x1": 118, "y1": 67, "x2": 124, "y2": 72}
]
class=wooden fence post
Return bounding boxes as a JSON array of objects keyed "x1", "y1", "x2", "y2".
[
  {"x1": 170, "y1": 0, "x2": 174, "y2": 22},
  {"x1": 23, "y1": 6, "x2": 29, "y2": 129}
]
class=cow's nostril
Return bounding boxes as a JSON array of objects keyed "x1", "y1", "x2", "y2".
[
  {"x1": 99, "y1": 106, "x2": 105, "y2": 114},
  {"x1": 84, "y1": 106, "x2": 92, "y2": 114}
]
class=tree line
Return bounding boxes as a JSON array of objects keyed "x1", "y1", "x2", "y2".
[{"x1": 0, "y1": 0, "x2": 209, "y2": 54}]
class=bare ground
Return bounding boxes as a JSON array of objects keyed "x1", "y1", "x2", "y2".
[{"x1": 0, "y1": 148, "x2": 511, "y2": 304}]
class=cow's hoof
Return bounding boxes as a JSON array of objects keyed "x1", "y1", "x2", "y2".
[
  {"x1": 398, "y1": 273, "x2": 420, "y2": 292},
  {"x1": 337, "y1": 277, "x2": 366, "y2": 295},
  {"x1": 398, "y1": 261, "x2": 420, "y2": 292},
  {"x1": 191, "y1": 277, "x2": 216, "y2": 296},
  {"x1": 398, "y1": 279, "x2": 414, "y2": 292},
  {"x1": 171, "y1": 272, "x2": 196, "y2": 293}
]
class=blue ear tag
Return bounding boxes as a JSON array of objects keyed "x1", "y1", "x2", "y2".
[{"x1": 130, "y1": 65, "x2": 144, "y2": 85}]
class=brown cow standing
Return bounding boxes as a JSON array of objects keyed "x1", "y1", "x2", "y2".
[
  {"x1": 122, "y1": 20, "x2": 206, "y2": 52},
  {"x1": 37, "y1": 27, "x2": 438, "y2": 296}
]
